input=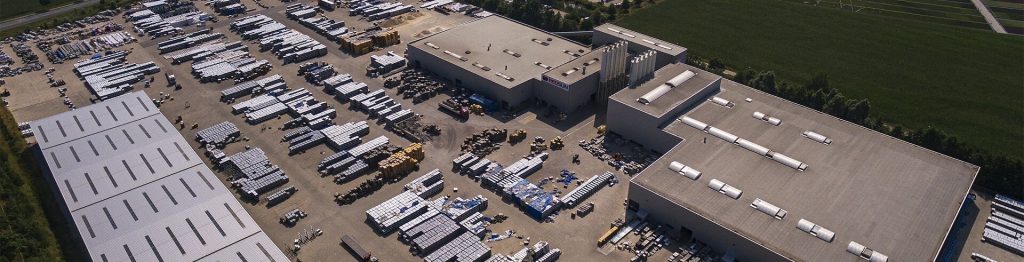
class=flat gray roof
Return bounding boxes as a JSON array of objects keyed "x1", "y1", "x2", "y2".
[
  {"x1": 610, "y1": 63, "x2": 721, "y2": 117},
  {"x1": 409, "y1": 16, "x2": 587, "y2": 88},
  {"x1": 543, "y1": 49, "x2": 602, "y2": 85},
  {"x1": 594, "y1": 24, "x2": 686, "y2": 57},
  {"x1": 32, "y1": 91, "x2": 288, "y2": 262},
  {"x1": 631, "y1": 81, "x2": 978, "y2": 261}
]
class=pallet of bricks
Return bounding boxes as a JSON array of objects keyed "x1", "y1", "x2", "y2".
[
  {"x1": 402, "y1": 213, "x2": 465, "y2": 255},
  {"x1": 220, "y1": 74, "x2": 287, "y2": 101},
  {"x1": 984, "y1": 194, "x2": 1024, "y2": 255},
  {"x1": 423, "y1": 231, "x2": 491, "y2": 262},
  {"x1": 404, "y1": 169, "x2": 443, "y2": 198},
  {"x1": 286, "y1": 4, "x2": 349, "y2": 41},
  {"x1": 195, "y1": 121, "x2": 240, "y2": 147},
  {"x1": 227, "y1": 148, "x2": 289, "y2": 199},
  {"x1": 559, "y1": 171, "x2": 614, "y2": 207},
  {"x1": 366, "y1": 191, "x2": 429, "y2": 234}
]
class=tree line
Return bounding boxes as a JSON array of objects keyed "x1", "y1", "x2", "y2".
[
  {"x1": 689, "y1": 55, "x2": 1022, "y2": 198},
  {"x1": 457, "y1": 0, "x2": 655, "y2": 32}
]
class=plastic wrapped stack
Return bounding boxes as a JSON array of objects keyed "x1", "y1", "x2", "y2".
[
  {"x1": 227, "y1": 148, "x2": 289, "y2": 199},
  {"x1": 157, "y1": 29, "x2": 223, "y2": 54},
  {"x1": 231, "y1": 94, "x2": 278, "y2": 113},
  {"x1": 75, "y1": 53, "x2": 161, "y2": 100},
  {"x1": 350, "y1": 135, "x2": 390, "y2": 157},
  {"x1": 443, "y1": 195, "x2": 487, "y2": 222},
  {"x1": 265, "y1": 185, "x2": 297, "y2": 207},
  {"x1": 321, "y1": 121, "x2": 370, "y2": 150},
  {"x1": 366, "y1": 191, "x2": 428, "y2": 234},
  {"x1": 333, "y1": 82, "x2": 370, "y2": 100},
  {"x1": 220, "y1": 74, "x2": 286, "y2": 100},
  {"x1": 195, "y1": 121, "x2": 240, "y2": 147},
  {"x1": 287, "y1": 4, "x2": 349, "y2": 40},
  {"x1": 423, "y1": 231, "x2": 491, "y2": 262},
  {"x1": 560, "y1": 171, "x2": 615, "y2": 207},
  {"x1": 368, "y1": 51, "x2": 406, "y2": 75},
  {"x1": 230, "y1": 14, "x2": 327, "y2": 63},
  {"x1": 403, "y1": 214, "x2": 465, "y2": 254},
  {"x1": 404, "y1": 169, "x2": 443, "y2": 198}
]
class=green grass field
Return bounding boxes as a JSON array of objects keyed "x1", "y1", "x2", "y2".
[
  {"x1": 0, "y1": 0, "x2": 80, "y2": 21},
  {"x1": 616, "y1": 0, "x2": 1024, "y2": 159}
]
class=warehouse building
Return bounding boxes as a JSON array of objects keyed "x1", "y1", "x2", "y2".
[
  {"x1": 408, "y1": 16, "x2": 691, "y2": 112},
  {"x1": 407, "y1": 16, "x2": 597, "y2": 111},
  {"x1": 31, "y1": 91, "x2": 287, "y2": 262},
  {"x1": 616, "y1": 65, "x2": 980, "y2": 261}
]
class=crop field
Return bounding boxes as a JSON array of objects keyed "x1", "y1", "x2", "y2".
[
  {"x1": 1, "y1": 0, "x2": 79, "y2": 21},
  {"x1": 983, "y1": 0, "x2": 1024, "y2": 34},
  {"x1": 616, "y1": 0, "x2": 1024, "y2": 159}
]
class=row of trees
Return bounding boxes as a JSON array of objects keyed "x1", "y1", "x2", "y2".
[
  {"x1": 0, "y1": 106, "x2": 64, "y2": 261},
  {"x1": 689, "y1": 55, "x2": 1022, "y2": 198},
  {"x1": 458, "y1": 0, "x2": 656, "y2": 32}
]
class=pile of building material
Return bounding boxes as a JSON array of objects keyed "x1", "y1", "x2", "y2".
[
  {"x1": 231, "y1": 14, "x2": 327, "y2": 63},
  {"x1": 210, "y1": 0, "x2": 247, "y2": 15},
  {"x1": 298, "y1": 61, "x2": 337, "y2": 84},
  {"x1": 189, "y1": 49, "x2": 271, "y2": 83},
  {"x1": 226, "y1": 148, "x2": 290, "y2": 199},
  {"x1": 43, "y1": 31, "x2": 135, "y2": 63},
  {"x1": 405, "y1": 169, "x2": 443, "y2": 198},
  {"x1": 230, "y1": 88, "x2": 335, "y2": 126},
  {"x1": 162, "y1": 40, "x2": 243, "y2": 64},
  {"x1": 195, "y1": 121, "x2": 240, "y2": 147},
  {"x1": 286, "y1": 4, "x2": 348, "y2": 40},
  {"x1": 349, "y1": 1, "x2": 413, "y2": 20},
  {"x1": 488, "y1": 241, "x2": 561, "y2": 262},
  {"x1": 419, "y1": 0, "x2": 454, "y2": 10},
  {"x1": 503, "y1": 178, "x2": 561, "y2": 220},
  {"x1": 559, "y1": 171, "x2": 615, "y2": 207},
  {"x1": 461, "y1": 128, "x2": 507, "y2": 156},
  {"x1": 395, "y1": 69, "x2": 447, "y2": 102},
  {"x1": 340, "y1": 27, "x2": 400, "y2": 55},
  {"x1": 438, "y1": 195, "x2": 488, "y2": 222},
  {"x1": 73, "y1": 51, "x2": 160, "y2": 100},
  {"x1": 366, "y1": 191, "x2": 429, "y2": 234},
  {"x1": 320, "y1": 121, "x2": 371, "y2": 151},
  {"x1": 367, "y1": 51, "x2": 406, "y2": 76},
  {"x1": 280, "y1": 208, "x2": 307, "y2": 225},
  {"x1": 404, "y1": 214, "x2": 466, "y2": 254},
  {"x1": 423, "y1": 231, "x2": 491, "y2": 262},
  {"x1": 345, "y1": 88, "x2": 421, "y2": 128},
  {"x1": 266, "y1": 185, "x2": 298, "y2": 207},
  {"x1": 578, "y1": 134, "x2": 657, "y2": 175},
  {"x1": 378, "y1": 143, "x2": 424, "y2": 178},
  {"x1": 220, "y1": 74, "x2": 286, "y2": 101},
  {"x1": 128, "y1": 0, "x2": 211, "y2": 37},
  {"x1": 983, "y1": 194, "x2": 1024, "y2": 254},
  {"x1": 157, "y1": 29, "x2": 223, "y2": 54}
]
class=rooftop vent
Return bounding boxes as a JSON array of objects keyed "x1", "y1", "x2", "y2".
[
  {"x1": 847, "y1": 242, "x2": 888, "y2": 262},
  {"x1": 768, "y1": 152, "x2": 808, "y2": 171},
  {"x1": 425, "y1": 42, "x2": 439, "y2": 49},
  {"x1": 638, "y1": 70, "x2": 695, "y2": 104},
  {"x1": 641, "y1": 39, "x2": 656, "y2": 45},
  {"x1": 621, "y1": 33, "x2": 636, "y2": 38},
  {"x1": 737, "y1": 138, "x2": 770, "y2": 156},
  {"x1": 796, "y1": 219, "x2": 836, "y2": 242},
  {"x1": 656, "y1": 44, "x2": 673, "y2": 50},
  {"x1": 707, "y1": 127, "x2": 739, "y2": 144},
  {"x1": 607, "y1": 27, "x2": 622, "y2": 33},
  {"x1": 472, "y1": 63, "x2": 491, "y2": 71},
  {"x1": 531, "y1": 38, "x2": 549, "y2": 46},
  {"x1": 752, "y1": 111, "x2": 782, "y2": 126},
  {"x1": 680, "y1": 116, "x2": 709, "y2": 131},
  {"x1": 708, "y1": 179, "x2": 742, "y2": 199},
  {"x1": 443, "y1": 50, "x2": 468, "y2": 61},
  {"x1": 583, "y1": 58, "x2": 600, "y2": 66},
  {"x1": 711, "y1": 96, "x2": 734, "y2": 108},
  {"x1": 562, "y1": 50, "x2": 581, "y2": 57},
  {"x1": 750, "y1": 198, "x2": 787, "y2": 219},
  {"x1": 534, "y1": 62, "x2": 552, "y2": 70},
  {"x1": 668, "y1": 161, "x2": 701, "y2": 180},
  {"x1": 495, "y1": 72, "x2": 514, "y2": 81},
  {"x1": 803, "y1": 131, "x2": 832, "y2": 145},
  {"x1": 502, "y1": 49, "x2": 521, "y2": 58},
  {"x1": 561, "y1": 68, "x2": 578, "y2": 76}
]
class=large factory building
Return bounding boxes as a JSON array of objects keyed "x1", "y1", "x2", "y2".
[
  {"x1": 408, "y1": 15, "x2": 979, "y2": 261},
  {"x1": 615, "y1": 64, "x2": 979, "y2": 261}
]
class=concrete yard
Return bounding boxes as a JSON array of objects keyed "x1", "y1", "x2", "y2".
[{"x1": 3, "y1": 1, "x2": 670, "y2": 261}]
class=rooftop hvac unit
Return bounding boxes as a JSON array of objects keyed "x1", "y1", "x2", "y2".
[
  {"x1": 667, "y1": 161, "x2": 701, "y2": 180},
  {"x1": 752, "y1": 111, "x2": 782, "y2": 126},
  {"x1": 847, "y1": 241, "x2": 889, "y2": 262},
  {"x1": 638, "y1": 70, "x2": 695, "y2": 104},
  {"x1": 750, "y1": 198, "x2": 787, "y2": 219},
  {"x1": 707, "y1": 179, "x2": 742, "y2": 199},
  {"x1": 711, "y1": 96, "x2": 734, "y2": 108},
  {"x1": 425, "y1": 42, "x2": 439, "y2": 49},
  {"x1": 680, "y1": 116, "x2": 709, "y2": 131},
  {"x1": 796, "y1": 219, "x2": 836, "y2": 242},
  {"x1": 803, "y1": 131, "x2": 832, "y2": 145}
]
